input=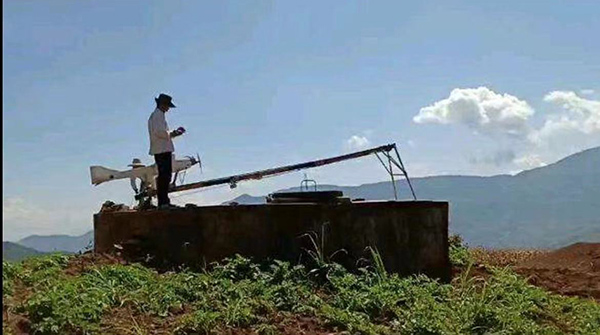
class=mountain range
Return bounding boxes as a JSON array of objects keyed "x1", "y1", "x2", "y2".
[
  {"x1": 3, "y1": 241, "x2": 43, "y2": 261},
  {"x1": 5, "y1": 147, "x2": 599, "y2": 252},
  {"x1": 16, "y1": 231, "x2": 94, "y2": 254}
]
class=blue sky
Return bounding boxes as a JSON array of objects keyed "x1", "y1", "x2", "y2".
[{"x1": 3, "y1": 1, "x2": 599, "y2": 240}]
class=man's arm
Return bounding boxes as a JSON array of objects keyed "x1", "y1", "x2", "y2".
[{"x1": 130, "y1": 177, "x2": 139, "y2": 194}]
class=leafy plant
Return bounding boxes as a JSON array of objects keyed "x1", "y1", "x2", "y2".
[
  {"x1": 2, "y1": 260, "x2": 21, "y2": 297},
  {"x1": 254, "y1": 323, "x2": 277, "y2": 335},
  {"x1": 449, "y1": 234, "x2": 473, "y2": 267},
  {"x1": 299, "y1": 223, "x2": 348, "y2": 285},
  {"x1": 365, "y1": 246, "x2": 388, "y2": 282},
  {"x1": 175, "y1": 309, "x2": 220, "y2": 335}
]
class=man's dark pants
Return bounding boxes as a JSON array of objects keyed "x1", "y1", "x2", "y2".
[{"x1": 154, "y1": 152, "x2": 172, "y2": 206}]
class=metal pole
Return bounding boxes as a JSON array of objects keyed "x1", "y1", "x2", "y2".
[
  {"x1": 393, "y1": 146, "x2": 417, "y2": 200},
  {"x1": 386, "y1": 152, "x2": 398, "y2": 200},
  {"x1": 375, "y1": 152, "x2": 392, "y2": 174}
]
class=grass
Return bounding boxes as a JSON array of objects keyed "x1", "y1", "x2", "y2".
[{"x1": 2, "y1": 240, "x2": 599, "y2": 335}]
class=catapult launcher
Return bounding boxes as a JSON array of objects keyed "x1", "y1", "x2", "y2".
[{"x1": 134, "y1": 143, "x2": 417, "y2": 204}]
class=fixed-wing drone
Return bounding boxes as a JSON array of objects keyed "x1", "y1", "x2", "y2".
[
  {"x1": 90, "y1": 155, "x2": 201, "y2": 206},
  {"x1": 91, "y1": 143, "x2": 417, "y2": 210}
]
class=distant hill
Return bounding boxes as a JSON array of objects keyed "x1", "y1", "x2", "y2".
[
  {"x1": 222, "y1": 193, "x2": 265, "y2": 205},
  {"x1": 227, "y1": 147, "x2": 600, "y2": 249},
  {"x1": 3, "y1": 242, "x2": 43, "y2": 261},
  {"x1": 18, "y1": 231, "x2": 93, "y2": 253}
]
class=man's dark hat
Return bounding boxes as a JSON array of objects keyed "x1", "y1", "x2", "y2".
[{"x1": 155, "y1": 93, "x2": 176, "y2": 108}]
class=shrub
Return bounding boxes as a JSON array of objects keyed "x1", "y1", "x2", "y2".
[{"x1": 449, "y1": 234, "x2": 473, "y2": 267}]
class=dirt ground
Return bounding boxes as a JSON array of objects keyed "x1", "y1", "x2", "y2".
[
  {"x1": 64, "y1": 251, "x2": 127, "y2": 276},
  {"x1": 512, "y1": 243, "x2": 600, "y2": 299}
]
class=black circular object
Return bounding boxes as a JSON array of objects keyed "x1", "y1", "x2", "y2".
[{"x1": 269, "y1": 190, "x2": 343, "y2": 200}]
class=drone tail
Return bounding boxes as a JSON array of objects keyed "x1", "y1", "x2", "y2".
[{"x1": 90, "y1": 166, "x2": 122, "y2": 185}]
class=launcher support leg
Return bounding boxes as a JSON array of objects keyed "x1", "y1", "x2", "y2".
[
  {"x1": 393, "y1": 146, "x2": 417, "y2": 200},
  {"x1": 387, "y1": 153, "x2": 398, "y2": 200}
]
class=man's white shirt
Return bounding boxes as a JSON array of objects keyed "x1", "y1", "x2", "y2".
[{"x1": 148, "y1": 108, "x2": 175, "y2": 155}]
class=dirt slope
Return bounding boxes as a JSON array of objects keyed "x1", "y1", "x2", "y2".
[{"x1": 514, "y1": 243, "x2": 600, "y2": 299}]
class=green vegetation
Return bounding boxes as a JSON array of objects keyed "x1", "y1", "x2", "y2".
[
  {"x1": 2, "y1": 245, "x2": 599, "y2": 335},
  {"x1": 449, "y1": 234, "x2": 473, "y2": 267}
]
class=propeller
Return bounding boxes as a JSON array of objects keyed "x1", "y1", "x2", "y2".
[
  {"x1": 196, "y1": 153, "x2": 203, "y2": 174},
  {"x1": 185, "y1": 153, "x2": 203, "y2": 174}
]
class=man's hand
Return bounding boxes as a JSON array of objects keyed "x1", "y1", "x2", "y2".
[{"x1": 170, "y1": 127, "x2": 186, "y2": 137}]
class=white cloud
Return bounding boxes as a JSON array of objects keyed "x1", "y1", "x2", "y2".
[
  {"x1": 541, "y1": 91, "x2": 600, "y2": 134},
  {"x1": 346, "y1": 135, "x2": 370, "y2": 150},
  {"x1": 414, "y1": 88, "x2": 600, "y2": 143},
  {"x1": 513, "y1": 154, "x2": 546, "y2": 169},
  {"x1": 529, "y1": 91, "x2": 600, "y2": 146},
  {"x1": 413, "y1": 87, "x2": 535, "y2": 138},
  {"x1": 580, "y1": 89, "x2": 595, "y2": 96},
  {"x1": 414, "y1": 88, "x2": 600, "y2": 174},
  {"x1": 544, "y1": 91, "x2": 600, "y2": 117}
]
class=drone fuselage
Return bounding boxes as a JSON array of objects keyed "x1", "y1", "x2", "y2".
[{"x1": 90, "y1": 156, "x2": 199, "y2": 188}]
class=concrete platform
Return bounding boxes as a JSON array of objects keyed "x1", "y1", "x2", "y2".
[{"x1": 94, "y1": 200, "x2": 450, "y2": 281}]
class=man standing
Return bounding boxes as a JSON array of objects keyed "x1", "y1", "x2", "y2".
[{"x1": 148, "y1": 93, "x2": 186, "y2": 208}]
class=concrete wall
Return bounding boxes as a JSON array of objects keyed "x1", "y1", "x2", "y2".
[{"x1": 94, "y1": 201, "x2": 450, "y2": 281}]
